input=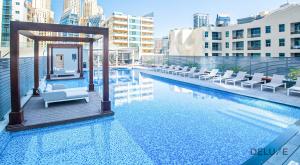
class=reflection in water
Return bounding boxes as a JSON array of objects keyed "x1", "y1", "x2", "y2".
[
  {"x1": 167, "y1": 83, "x2": 297, "y2": 133},
  {"x1": 112, "y1": 70, "x2": 154, "y2": 107}
]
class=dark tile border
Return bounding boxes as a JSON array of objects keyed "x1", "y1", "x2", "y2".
[{"x1": 6, "y1": 111, "x2": 114, "y2": 132}]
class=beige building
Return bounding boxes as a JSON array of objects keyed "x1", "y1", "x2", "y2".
[
  {"x1": 103, "y1": 12, "x2": 155, "y2": 57},
  {"x1": 64, "y1": 0, "x2": 81, "y2": 15},
  {"x1": 169, "y1": 3, "x2": 300, "y2": 57},
  {"x1": 30, "y1": 0, "x2": 55, "y2": 47},
  {"x1": 80, "y1": 0, "x2": 103, "y2": 26}
]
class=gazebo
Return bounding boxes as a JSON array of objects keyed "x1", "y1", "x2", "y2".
[
  {"x1": 47, "y1": 43, "x2": 84, "y2": 80},
  {"x1": 7, "y1": 21, "x2": 113, "y2": 130}
]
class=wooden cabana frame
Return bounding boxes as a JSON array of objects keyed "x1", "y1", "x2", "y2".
[
  {"x1": 46, "y1": 44, "x2": 84, "y2": 79},
  {"x1": 8, "y1": 21, "x2": 112, "y2": 128}
]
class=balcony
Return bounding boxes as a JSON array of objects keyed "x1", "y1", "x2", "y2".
[
  {"x1": 233, "y1": 35, "x2": 244, "y2": 39},
  {"x1": 291, "y1": 30, "x2": 300, "y2": 34},
  {"x1": 248, "y1": 33, "x2": 261, "y2": 38},
  {"x1": 248, "y1": 40, "x2": 261, "y2": 50},
  {"x1": 291, "y1": 22, "x2": 300, "y2": 34},
  {"x1": 212, "y1": 32, "x2": 222, "y2": 40},
  {"x1": 113, "y1": 33, "x2": 128, "y2": 37},
  {"x1": 142, "y1": 23, "x2": 154, "y2": 28},
  {"x1": 142, "y1": 40, "x2": 154, "y2": 44},
  {"x1": 291, "y1": 38, "x2": 300, "y2": 49},
  {"x1": 113, "y1": 26, "x2": 128, "y2": 31},
  {"x1": 233, "y1": 47, "x2": 244, "y2": 50},
  {"x1": 247, "y1": 28, "x2": 261, "y2": 38},
  {"x1": 233, "y1": 41, "x2": 244, "y2": 50},
  {"x1": 113, "y1": 20, "x2": 128, "y2": 25},
  {"x1": 113, "y1": 39, "x2": 128, "y2": 44},
  {"x1": 247, "y1": 47, "x2": 261, "y2": 50},
  {"x1": 212, "y1": 43, "x2": 222, "y2": 51},
  {"x1": 291, "y1": 45, "x2": 300, "y2": 49},
  {"x1": 232, "y1": 30, "x2": 244, "y2": 39}
]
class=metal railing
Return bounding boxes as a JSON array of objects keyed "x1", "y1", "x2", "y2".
[{"x1": 141, "y1": 55, "x2": 300, "y2": 78}]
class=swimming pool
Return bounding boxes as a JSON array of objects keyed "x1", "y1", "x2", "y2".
[{"x1": 1, "y1": 68, "x2": 300, "y2": 164}]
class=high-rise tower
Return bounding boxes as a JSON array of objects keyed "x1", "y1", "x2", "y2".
[{"x1": 64, "y1": 0, "x2": 81, "y2": 15}]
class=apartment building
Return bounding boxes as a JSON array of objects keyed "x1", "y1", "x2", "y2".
[
  {"x1": 103, "y1": 12, "x2": 154, "y2": 57},
  {"x1": 169, "y1": 3, "x2": 300, "y2": 57},
  {"x1": 63, "y1": 0, "x2": 81, "y2": 15},
  {"x1": 1, "y1": 0, "x2": 27, "y2": 47},
  {"x1": 80, "y1": 0, "x2": 103, "y2": 26},
  {"x1": 193, "y1": 13, "x2": 209, "y2": 28}
]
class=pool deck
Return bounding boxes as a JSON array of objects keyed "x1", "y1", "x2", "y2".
[
  {"x1": 140, "y1": 69, "x2": 300, "y2": 108},
  {"x1": 140, "y1": 69, "x2": 300, "y2": 165},
  {"x1": 263, "y1": 121, "x2": 300, "y2": 165},
  {"x1": 6, "y1": 92, "x2": 114, "y2": 131}
]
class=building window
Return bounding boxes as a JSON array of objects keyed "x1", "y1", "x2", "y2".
[
  {"x1": 226, "y1": 42, "x2": 229, "y2": 48},
  {"x1": 212, "y1": 32, "x2": 222, "y2": 40},
  {"x1": 205, "y1": 31, "x2": 208, "y2": 37},
  {"x1": 226, "y1": 31, "x2": 229, "y2": 37},
  {"x1": 279, "y1": 24, "x2": 285, "y2": 32},
  {"x1": 279, "y1": 53, "x2": 285, "y2": 57},
  {"x1": 265, "y1": 26, "x2": 271, "y2": 33},
  {"x1": 279, "y1": 38, "x2": 285, "y2": 47},
  {"x1": 205, "y1": 42, "x2": 209, "y2": 48},
  {"x1": 205, "y1": 53, "x2": 209, "y2": 56},
  {"x1": 16, "y1": 2, "x2": 20, "y2": 5},
  {"x1": 266, "y1": 53, "x2": 271, "y2": 57},
  {"x1": 249, "y1": 28, "x2": 261, "y2": 38},
  {"x1": 226, "y1": 53, "x2": 229, "y2": 56},
  {"x1": 265, "y1": 39, "x2": 271, "y2": 47},
  {"x1": 15, "y1": 11, "x2": 20, "y2": 14}
]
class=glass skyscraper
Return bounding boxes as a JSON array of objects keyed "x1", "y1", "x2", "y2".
[{"x1": 215, "y1": 13, "x2": 231, "y2": 27}]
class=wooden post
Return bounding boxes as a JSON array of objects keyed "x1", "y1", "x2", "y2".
[
  {"x1": 101, "y1": 31, "x2": 111, "y2": 112},
  {"x1": 50, "y1": 47, "x2": 54, "y2": 74},
  {"x1": 8, "y1": 22, "x2": 24, "y2": 126},
  {"x1": 80, "y1": 45, "x2": 83, "y2": 78},
  {"x1": 89, "y1": 42, "x2": 94, "y2": 91},
  {"x1": 77, "y1": 46, "x2": 80, "y2": 73},
  {"x1": 33, "y1": 40, "x2": 39, "y2": 96},
  {"x1": 46, "y1": 46, "x2": 50, "y2": 79}
]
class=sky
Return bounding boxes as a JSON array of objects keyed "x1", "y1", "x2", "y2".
[{"x1": 52, "y1": 0, "x2": 300, "y2": 38}]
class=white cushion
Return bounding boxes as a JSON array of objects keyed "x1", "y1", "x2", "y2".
[{"x1": 65, "y1": 90, "x2": 88, "y2": 98}]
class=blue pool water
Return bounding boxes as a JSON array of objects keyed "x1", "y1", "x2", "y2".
[{"x1": 1, "y1": 68, "x2": 300, "y2": 164}]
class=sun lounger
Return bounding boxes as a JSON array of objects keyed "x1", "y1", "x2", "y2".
[
  {"x1": 41, "y1": 84, "x2": 89, "y2": 108},
  {"x1": 167, "y1": 66, "x2": 181, "y2": 74},
  {"x1": 287, "y1": 77, "x2": 300, "y2": 96},
  {"x1": 192, "y1": 68, "x2": 207, "y2": 78},
  {"x1": 225, "y1": 71, "x2": 247, "y2": 86},
  {"x1": 241, "y1": 73, "x2": 265, "y2": 88},
  {"x1": 174, "y1": 66, "x2": 189, "y2": 75},
  {"x1": 155, "y1": 64, "x2": 168, "y2": 72},
  {"x1": 181, "y1": 67, "x2": 197, "y2": 77},
  {"x1": 199, "y1": 69, "x2": 219, "y2": 80},
  {"x1": 161, "y1": 65, "x2": 174, "y2": 73},
  {"x1": 212, "y1": 70, "x2": 233, "y2": 83},
  {"x1": 261, "y1": 74, "x2": 286, "y2": 93}
]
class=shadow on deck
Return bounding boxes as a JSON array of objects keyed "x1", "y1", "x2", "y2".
[{"x1": 7, "y1": 92, "x2": 114, "y2": 131}]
